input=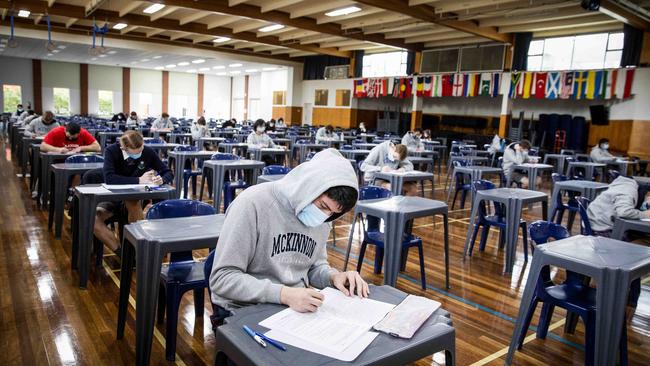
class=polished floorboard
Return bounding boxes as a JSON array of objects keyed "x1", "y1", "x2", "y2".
[{"x1": 1, "y1": 139, "x2": 649, "y2": 365}]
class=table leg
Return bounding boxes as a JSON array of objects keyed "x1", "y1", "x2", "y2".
[
  {"x1": 393, "y1": 176, "x2": 402, "y2": 197},
  {"x1": 53, "y1": 171, "x2": 68, "y2": 238},
  {"x1": 611, "y1": 221, "x2": 625, "y2": 240},
  {"x1": 443, "y1": 214, "x2": 450, "y2": 289},
  {"x1": 504, "y1": 199, "x2": 524, "y2": 274},
  {"x1": 462, "y1": 194, "x2": 480, "y2": 257},
  {"x1": 558, "y1": 159, "x2": 565, "y2": 175},
  {"x1": 541, "y1": 200, "x2": 548, "y2": 221},
  {"x1": 21, "y1": 141, "x2": 28, "y2": 177},
  {"x1": 117, "y1": 239, "x2": 135, "y2": 339},
  {"x1": 549, "y1": 184, "x2": 561, "y2": 221},
  {"x1": 529, "y1": 168, "x2": 537, "y2": 191},
  {"x1": 212, "y1": 167, "x2": 225, "y2": 213},
  {"x1": 593, "y1": 271, "x2": 629, "y2": 365},
  {"x1": 71, "y1": 195, "x2": 79, "y2": 270},
  {"x1": 446, "y1": 167, "x2": 455, "y2": 203},
  {"x1": 342, "y1": 213, "x2": 358, "y2": 271},
  {"x1": 174, "y1": 157, "x2": 184, "y2": 198},
  {"x1": 382, "y1": 212, "x2": 405, "y2": 286},
  {"x1": 135, "y1": 241, "x2": 164, "y2": 366},
  {"x1": 77, "y1": 198, "x2": 97, "y2": 288}
]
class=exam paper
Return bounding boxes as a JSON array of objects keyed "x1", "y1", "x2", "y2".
[
  {"x1": 101, "y1": 183, "x2": 156, "y2": 190},
  {"x1": 76, "y1": 186, "x2": 111, "y2": 194}
]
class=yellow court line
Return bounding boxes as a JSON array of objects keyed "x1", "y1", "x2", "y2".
[
  {"x1": 102, "y1": 261, "x2": 188, "y2": 366},
  {"x1": 469, "y1": 319, "x2": 566, "y2": 366}
]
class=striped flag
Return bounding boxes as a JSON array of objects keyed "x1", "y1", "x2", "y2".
[
  {"x1": 615, "y1": 68, "x2": 635, "y2": 99},
  {"x1": 353, "y1": 79, "x2": 366, "y2": 98},
  {"x1": 603, "y1": 69, "x2": 617, "y2": 99},
  {"x1": 585, "y1": 70, "x2": 604, "y2": 100},
  {"x1": 469, "y1": 74, "x2": 481, "y2": 96},
  {"x1": 423, "y1": 76, "x2": 433, "y2": 97},
  {"x1": 509, "y1": 72, "x2": 523, "y2": 98},
  {"x1": 522, "y1": 72, "x2": 534, "y2": 99},
  {"x1": 573, "y1": 71, "x2": 588, "y2": 100},
  {"x1": 545, "y1": 72, "x2": 560, "y2": 99},
  {"x1": 391, "y1": 77, "x2": 400, "y2": 98},
  {"x1": 415, "y1": 76, "x2": 425, "y2": 96},
  {"x1": 480, "y1": 73, "x2": 492, "y2": 96},
  {"x1": 491, "y1": 73, "x2": 500, "y2": 97},
  {"x1": 432, "y1": 75, "x2": 442, "y2": 97},
  {"x1": 452, "y1": 73, "x2": 465, "y2": 97},
  {"x1": 560, "y1": 72, "x2": 573, "y2": 99}
]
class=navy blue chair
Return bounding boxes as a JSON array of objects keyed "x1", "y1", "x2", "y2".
[
  {"x1": 64, "y1": 154, "x2": 104, "y2": 164},
  {"x1": 451, "y1": 160, "x2": 471, "y2": 209},
  {"x1": 356, "y1": 186, "x2": 427, "y2": 290},
  {"x1": 305, "y1": 151, "x2": 317, "y2": 161},
  {"x1": 173, "y1": 145, "x2": 203, "y2": 199},
  {"x1": 468, "y1": 180, "x2": 529, "y2": 261},
  {"x1": 575, "y1": 197, "x2": 593, "y2": 235},
  {"x1": 518, "y1": 220, "x2": 628, "y2": 366},
  {"x1": 148, "y1": 199, "x2": 216, "y2": 361},
  {"x1": 607, "y1": 169, "x2": 621, "y2": 182},
  {"x1": 145, "y1": 137, "x2": 165, "y2": 144},
  {"x1": 200, "y1": 153, "x2": 248, "y2": 211},
  {"x1": 341, "y1": 144, "x2": 354, "y2": 150},
  {"x1": 262, "y1": 165, "x2": 290, "y2": 175},
  {"x1": 550, "y1": 173, "x2": 580, "y2": 232}
]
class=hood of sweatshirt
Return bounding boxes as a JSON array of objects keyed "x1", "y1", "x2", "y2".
[
  {"x1": 273, "y1": 148, "x2": 358, "y2": 221},
  {"x1": 607, "y1": 175, "x2": 639, "y2": 195}
]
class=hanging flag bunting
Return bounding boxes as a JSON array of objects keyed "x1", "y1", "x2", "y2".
[
  {"x1": 423, "y1": 76, "x2": 433, "y2": 97},
  {"x1": 509, "y1": 72, "x2": 522, "y2": 98},
  {"x1": 440, "y1": 74, "x2": 453, "y2": 97},
  {"x1": 353, "y1": 79, "x2": 365, "y2": 98},
  {"x1": 452, "y1": 73, "x2": 465, "y2": 97},
  {"x1": 560, "y1": 72, "x2": 574, "y2": 99},
  {"x1": 522, "y1": 72, "x2": 534, "y2": 99},
  {"x1": 573, "y1": 71, "x2": 588, "y2": 100},
  {"x1": 405, "y1": 78, "x2": 413, "y2": 98},
  {"x1": 621, "y1": 68, "x2": 635, "y2": 99},
  {"x1": 479, "y1": 73, "x2": 492, "y2": 96},
  {"x1": 534, "y1": 72, "x2": 547, "y2": 99},
  {"x1": 545, "y1": 72, "x2": 560, "y2": 99},
  {"x1": 491, "y1": 73, "x2": 501, "y2": 97},
  {"x1": 415, "y1": 76, "x2": 425, "y2": 96},
  {"x1": 603, "y1": 69, "x2": 617, "y2": 99}
]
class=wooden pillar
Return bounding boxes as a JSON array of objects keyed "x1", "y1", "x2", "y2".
[
  {"x1": 197, "y1": 73, "x2": 204, "y2": 116},
  {"x1": 162, "y1": 70, "x2": 169, "y2": 113},
  {"x1": 122, "y1": 67, "x2": 130, "y2": 113},
  {"x1": 413, "y1": 51, "x2": 422, "y2": 74},
  {"x1": 641, "y1": 32, "x2": 650, "y2": 65},
  {"x1": 410, "y1": 93, "x2": 422, "y2": 130},
  {"x1": 32, "y1": 59, "x2": 42, "y2": 114},
  {"x1": 349, "y1": 52, "x2": 357, "y2": 78},
  {"x1": 244, "y1": 75, "x2": 249, "y2": 120},
  {"x1": 503, "y1": 44, "x2": 514, "y2": 71},
  {"x1": 80, "y1": 63, "x2": 88, "y2": 116}
]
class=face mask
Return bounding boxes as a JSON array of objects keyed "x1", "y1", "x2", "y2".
[
  {"x1": 386, "y1": 153, "x2": 396, "y2": 162},
  {"x1": 128, "y1": 151, "x2": 142, "y2": 160},
  {"x1": 270, "y1": 123, "x2": 275, "y2": 127},
  {"x1": 17, "y1": 108, "x2": 24, "y2": 113},
  {"x1": 297, "y1": 203, "x2": 329, "y2": 227},
  {"x1": 256, "y1": 127, "x2": 265, "y2": 133},
  {"x1": 602, "y1": 143, "x2": 609, "y2": 150}
]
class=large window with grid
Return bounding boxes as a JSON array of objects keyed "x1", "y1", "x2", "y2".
[
  {"x1": 362, "y1": 51, "x2": 408, "y2": 78},
  {"x1": 527, "y1": 32, "x2": 623, "y2": 71}
]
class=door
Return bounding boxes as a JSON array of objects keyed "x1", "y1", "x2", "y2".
[{"x1": 303, "y1": 103, "x2": 312, "y2": 125}]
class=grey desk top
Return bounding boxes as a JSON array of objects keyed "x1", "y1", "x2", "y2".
[
  {"x1": 569, "y1": 161, "x2": 606, "y2": 167},
  {"x1": 374, "y1": 171, "x2": 434, "y2": 180},
  {"x1": 479, "y1": 188, "x2": 547, "y2": 201},
  {"x1": 554, "y1": 180, "x2": 609, "y2": 189},
  {"x1": 538, "y1": 235, "x2": 650, "y2": 269},
  {"x1": 203, "y1": 159, "x2": 264, "y2": 167},
  {"x1": 515, "y1": 163, "x2": 554, "y2": 169},
  {"x1": 357, "y1": 196, "x2": 447, "y2": 215},
  {"x1": 126, "y1": 214, "x2": 225, "y2": 242},
  {"x1": 634, "y1": 176, "x2": 650, "y2": 187},
  {"x1": 51, "y1": 162, "x2": 104, "y2": 171}
]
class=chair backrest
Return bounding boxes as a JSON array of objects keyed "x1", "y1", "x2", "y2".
[
  {"x1": 145, "y1": 138, "x2": 164, "y2": 144},
  {"x1": 551, "y1": 173, "x2": 568, "y2": 183},
  {"x1": 472, "y1": 180, "x2": 501, "y2": 216},
  {"x1": 607, "y1": 169, "x2": 620, "y2": 181},
  {"x1": 296, "y1": 139, "x2": 310, "y2": 144},
  {"x1": 341, "y1": 144, "x2": 353, "y2": 150},
  {"x1": 173, "y1": 145, "x2": 199, "y2": 152},
  {"x1": 65, "y1": 154, "x2": 104, "y2": 164},
  {"x1": 146, "y1": 199, "x2": 216, "y2": 262},
  {"x1": 575, "y1": 196, "x2": 593, "y2": 235},
  {"x1": 262, "y1": 165, "x2": 290, "y2": 175},
  {"x1": 211, "y1": 152, "x2": 239, "y2": 161},
  {"x1": 528, "y1": 220, "x2": 569, "y2": 245},
  {"x1": 359, "y1": 186, "x2": 392, "y2": 232},
  {"x1": 204, "y1": 249, "x2": 216, "y2": 308},
  {"x1": 305, "y1": 152, "x2": 316, "y2": 161}
]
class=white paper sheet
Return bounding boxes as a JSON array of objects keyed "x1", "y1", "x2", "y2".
[
  {"x1": 101, "y1": 183, "x2": 155, "y2": 190},
  {"x1": 373, "y1": 295, "x2": 441, "y2": 339},
  {"x1": 263, "y1": 329, "x2": 379, "y2": 362},
  {"x1": 641, "y1": 218, "x2": 650, "y2": 222},
  {"x1": 76, "y1": 186, "x2": 111, "y2": 194}
]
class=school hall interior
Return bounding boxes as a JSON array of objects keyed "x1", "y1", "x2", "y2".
[{"x1": 1, "y1": 0, "x2": 650, "y2": 365}]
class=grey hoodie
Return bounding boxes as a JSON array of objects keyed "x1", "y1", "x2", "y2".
[
  {"x1": 209, "y1": 148, "x2": 358, "y2": 310},
  {"x1": 502, "y1": 142, "x2": 531, "y2": 178},
  {"x1": 24, "y1": 116, "x2": 60, "y2": 137},
  {"x1": 401, "y1": 132, "x2": 423, "y2": 151},
  {"x1": 315, "y1": 127, "x2": 340, "y2": 142},
  {"x1": 246, "y1": 132, "x2": 276, "y2": 148},
  {"x1": 360, "y1": 141, "x2": 414, "y2": 182},
  {"x1": 587, "y1": 176, "x2": 644, "y2": 232},
  {"x1": 590, "y1": 145, "x2": 615, "y2": 163}
]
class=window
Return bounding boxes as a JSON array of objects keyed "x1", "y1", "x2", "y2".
[
  {"x1": 3, "y1": 84, "x2": 21, "y2": 113},
  {"x1": 460, "y1": 45, "x2": 505, "y2": 72},
  {"x1": 272, "y1": 91, "x2": 286, "y2": 105},
  {"x1": 53, "y1": 88, "x2": 70, "y2": 115},
  {"x1": 98, "y1": 90, "x2": 113, "y2": 116},
  {"x1": 362, "y1": 51, "x2": 408, "y2": 77},
  {"x1": 314, "y1": 89, "x2": 328, "y2": 106},
  {"x1": 335, "y1": 89, "x2": 350, "y2": 107},
  {"x1": 137, "y1": 92, "x2": 152, "y2": 116},
  {"x1": 527, "y1": 32, "x2": 623, "y2": 71}
]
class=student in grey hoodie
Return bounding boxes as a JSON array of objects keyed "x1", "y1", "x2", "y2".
[
  {"x1": 315, "y1": 125, "x2": 340, "y2": 143},
  {"x1": 502, "y1": 139, "x2": 539, "y2": 189},
  {"x1": 590, "y1": 138, "x2": 616, "y2": 163},
  {"x1": 401, "y1": 129, "x2": 424, "y2": 152},
  {"x1": 247, "y1": 119, "x2": 283, "y2": 165},
  {"x1": 210, "y1": 148, "x2": 368, "y2": 312},
  {"x1": 360, "y1": 141, "x2": 416, "y2": 195},
  {"x1": 587, "y1": 176, "x2": 650, "y2": 235},
  {"x1": 24, "y1": 110, "x2": 59, "y2": 137}
]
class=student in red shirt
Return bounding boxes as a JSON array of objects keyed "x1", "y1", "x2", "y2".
[{"x1": 41, "y1": 122, "x2": 101, "y2": 154}]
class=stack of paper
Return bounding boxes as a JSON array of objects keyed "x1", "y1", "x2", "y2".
[
  {"x1": 101, "y1": 183, "x2": 154, "y2": 190},
  {"x1": 258, "y1": 287, "x2": 395, "y2": 361}
]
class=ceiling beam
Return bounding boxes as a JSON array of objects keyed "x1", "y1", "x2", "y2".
[
  {"x1": 47, "y1": 0, "x2": 55, "y2": 6},
  {"x1": 65, "y1": 17, "x2": 77, "y2": 28},
  {"x1": 423, "y1": 36, "x2": 490, "y2": 48},
  {"x1": 34, "y1": 15, "x2": 43, "y2": 25},
  {"x1": 261, "y1": 0, "x2": 302, "y2": 13},
  {"x1": 1, "y1": 9, "x2": 6, "y2": 21},
  {"x1": 179, "y1": 12, "x2": 209, "y2": 26},
  {"x1": 354, "y1": 0, "x2": 513, "y2": 43},
  {"x1": 207, "y1": 16, "x2": 240, "y2": 29},
  {"x1": 146, "y1": 0, "x2": 418, "y2": 50},
  {"x1": 2, "y1": 0, "x2": 350, "y2": 57},
  {"x1": 432, "y1": 0, "x2": 521, "y2": 14},
  {"x1": 289, "y1": 1, "x2": 352, "y2": 18},
  {"x1": 598, "y1": 0, "x2": 650, "y2": 31},
  {"x1": 315, "y1": 7, "x2": 384, "y2": 25},
  {"x1": 145, "y1": 28, "x2": 165, "y2": 37},
  {"x1": 120, "y1": 25, "x2": 138, "y2": 35},
  {"x1": 498, "y1": 14, "x2": 618, "y2": 33},
  {"x1": 169, "y1": 31, "x2": 192, "y2": 41},
  {"x1": 150, "y1": 5, "x2": 178, "y2": 21},
  {"x1": 119, "y1": 1, "x2": 143, "y2": 17},
  {"x1": 480, "y1": 7, "x2": 593, "y2": 27},
  {"x1": 192, "y1": 34, "x2": 215, "y2": 44}
]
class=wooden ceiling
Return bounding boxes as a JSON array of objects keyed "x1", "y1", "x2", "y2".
[{"x1": 1, "y1": 0, "x2": 648, "y2": 62}]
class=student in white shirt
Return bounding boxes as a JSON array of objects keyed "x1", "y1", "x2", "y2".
[
  {"x1": 125, "y1": 111, "x2": 144, "y2": 128},
  {"x1": 276, "y1": 117, "x2": 286, "y2": 128},
  {"x1": 151, "y1": 112, "x2": 173, "y2": 131},
  {"x1": 315, "y1": 125, "x2": 340, "y2": 143},
  {"x1": 24, "y1": 111, "x2": 59, "y2": 137},
  {"x1": 247, "y1": 119, "x2": 280, "y2": 165},
  {"x1": 10, "y1": 104, "x2": 26, "y2": 121},
  {"x1": 191, "y1": 117, "x2": 210, "y2": 140},
  {"x1": 590, "y1": 138, "x2": 616, "y2": 163},
  {"x1": 401, "y1": 129, "x2": 424, "y2": 152}
]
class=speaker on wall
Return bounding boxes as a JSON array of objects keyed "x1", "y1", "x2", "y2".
[{"x1": 589, "y1": 105, "x2": 609, "y2": 125}]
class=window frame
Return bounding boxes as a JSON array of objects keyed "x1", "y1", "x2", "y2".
[
  {"x1": 362, "y1": 51, "x2": 409, "y2": 78},
  {"x1": 2, "y1": 84, "x2": 22, "y2": 113},
  {"x1": 97, "y1": 90, "x2": 114, "y2": 117},
  {"x1": 52, "y1": 87, "x2": 71, "y2": 116}
]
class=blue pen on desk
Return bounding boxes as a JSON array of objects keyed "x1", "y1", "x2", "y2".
[
  {"x1": 243, "y1": 325, "x2": 266, "y2": 348},
  {"x1": 256, "y1": 332, "x2": 287, "y2": 351}
]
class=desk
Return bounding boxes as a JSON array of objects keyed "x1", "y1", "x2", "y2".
[
  {"x1": 117, "y1": 214, "x2": 225, "y2": 366},
  {"x1": 218, "y1": 142, "x2": 249, "y2": 157},
  {"x1": 39, "y1": 151, "x2": 72, "y2": 208},
  {"x1": 408, "y1": 156, "x2": 435, "y2": 174},
  {"x1": 20, "y1": 136, "x2": 43, "y2": 177},
  {"x1": 509, "y1": 163, "x2": 554, "y2": 191},
  {"x1": 48, "y1": 162, "x2": 104, "y2": 238},
  {"x1": 71, "y1": 184, "x2": 176, "y2": 288},
  {"x1": 271, "y1": 138, "x2": 292, "y2": 150},
  {"x1": 258, "y1": 174, "x2": 285, "y2": 183},
  {"x1": 343, "y1": 196, "x2": 450, "y2": 288},
  {"x1": 568, "y1": 161, "x2": 606, "y2": 181},
  {"x1": 548, "y1": 180, "x2": 608, "y2": 219},
  {"x1": 98, "y1": 131, "x2": 123, "y2": 148},
  {"x1": 445, "y1": 156, "x2": 489, "y2": 190},
  {"x1": 542, "y1": 154, "x2": 569, "y2": 174},
  {"x1": 374, "y1": 171, "x2": 434, "y2": 198},
  {"x1": 293, "y1": 142, "x2": 327, "y2": 164},
  {"x1": 196, "y1": 136, "x2": 226, "y2": 149},
  {"x1": 144, "y1": 142, "x2": 180, "y2": 158},
  {"x1": 247, "y1": 147, "x2": 289, "y2": 165},
  {"x1": 215, "y1": 285, "x2": 455, "y2": 366},
  {"x1": 169, "y1": 132, "x2": 192, "y2": 144},
  {"x1": 506, "y1": 236, "x2": 650, "y2": 366},
  {"x1": 340, "y1": 149, "x2": 371, "y2": 162},
  {"x1": 447, "y1": 166, "x2": 503, "y2": 203},
  {"x1": 607, "y1": 160, "x2": 638, "y2": 176},
  {"x1": 612, "y1": 218, "x2": 650, "y2": 240},
  {"x1": 357, "y1": 133, "x2": 377, "y2": 142},
  {"x1": 352, "y1": 142, "x2": 379, "y2": 150},
  {"x1": 463, "y1": 188, "x2": 548, "y2": 274},
  {"x1": 202, "y1": 160, "x2": 264, "y2": 212},
  {"x1": 167, "y1": 150, "x2": 216, "y2": 198},
  {"x1": 634, "y1": 176, "x2": 650, "y2": 188}
]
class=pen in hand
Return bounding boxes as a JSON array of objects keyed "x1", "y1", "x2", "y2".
[{"x1": 301, "y1": 277, "x2": 309, "y2": 288}]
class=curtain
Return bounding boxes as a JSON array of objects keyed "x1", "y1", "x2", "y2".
[
  {"x1": 406, "y1": 50, "x2": 415, "y2": 75},
  {"x1": 621, "y1": 24, "x2": 643, "y2": 67},
  {"x1": 302, "y1": 55, "x2": 349, "y2": 80},
  {"x1": 353, "y1": 50, "x2": 364, "y2": 78},
  {"x1": 511, "y1": 32, "x2": 533, "y2": 71}
]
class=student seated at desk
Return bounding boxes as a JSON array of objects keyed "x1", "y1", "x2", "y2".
[
  {"x1": 401, "y1": 128, "x2": 424, "y2": 152},
  {"x1": 315, "y1": 125, "x2": 340, "y2": 143},
  {"x1": 24, "y1": 110, "x2": 59, "y2": 137},
  {"x1": 191, "y1": 116, "x2": 210, "y2": 140},
  {"x1": 247, "y1": 119, "x2": 280, "y2": 165},
  {"x1": 10, "y1": 103, "x2": 27, "y2": 121},
  {"x1": 266, "y1": 118, "x2": 276, "y2": 132},
  {"x1": 111, "y1": 112, "x2": 127, "y2": 125},
  {"x1": 151, "y1": 113, "x2": 173, "y2": 132},
  {"x1": 125, "y1": 111, "x2": 144, "y2": 128},
  {"x1": 14, "y1": 110, "x2": 37, "y2": 127},
  {"x1": 587, "y1": 176, "x2": 650, "y2": 237},
  {"x1": 357, "y1": 122, "x2": 367, "y2": 134},
  {"x1": 590, "y1": 138, "x2": 616, "y2": 163},
  {"x1": 502, "y1": 139, "x2": 540, "y2": 189},
  {"x1": 210, "y1": 148, "x2": 368, "y2": 314},
  {"x1": 222, "y1": 118, "x2": 236, "y2": 129},
  {"x1": 94, "y1": 131, "x2": 173, "y2": 253},
  {"x1": 276, "y1": 117, "x2": 286, "y2": 128},
  {"x1": 360, "y1": 141, "x2": 417, "y2": 196},
  {"x1": 40, "y1": 122, "x2": 101, "y2": 154}
]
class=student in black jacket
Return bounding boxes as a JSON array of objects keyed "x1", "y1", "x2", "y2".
[{"x1": 94, "y1": 130, "x2": 173, "y2": 253}]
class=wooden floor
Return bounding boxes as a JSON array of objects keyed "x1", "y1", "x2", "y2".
[{"x1": 1, "y1": 138, "x2": 649, "y2": 366}]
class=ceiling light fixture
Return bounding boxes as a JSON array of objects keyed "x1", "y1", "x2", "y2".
[
  {"x1": 177, "y1": 61, "x2": 190, "y2": 66},
  {"x1": 140, "y1": 58, "x2": 150, "y2": 62},
  {"x1": 262, "y1": 67, "x2": 277, "y2": 71},
  {"x1": 154, "y1": 66, "x2": 164, "y2": 70},
  {"x1": 213, "y1": 37, "x2": 231, "y2": 43},
  {"x1": 17, "y1": 10, "x2": 30, "y2": 18},
  {"x1": 229, "y1": 63, "x2": 243, "y2": 68},
  {"x1": 230, "y1": 70, "x2": 241, "y2": 74},
  {"x1": 212, "y1": 65, "x2": 225, "y2": 70},
  {"x1": 258, "y1": 24, "x2": 284, "y2": 33},
  {"x1": 199, "y1": 67, "x2": 210, "y2": 71},
  {"x1": 143, "y1": 3, "x2": 165, "y2": 14},
  {"x1": 112, "y1": 23, "x2": 128, "y2": 30},
  {"x1": 152, "y1": 55, "x2": 162, "y2": 59},
  {"x1": 165, "y1": 64, "x2": 176, "y2": 68},
  {"x1": 325, "y1": 6, "x2": 361, "y2": 17},
  {"x1": 186, "y1": 69, "x2": 197, "y2": 73},
  {"x1": 245, "y1": 69, "x2": 258, "y2": 73},
  {"x1": 191, "y1": 59, "x2": 205, "y2": 64},
  {"x1": 216, "y1": 72, "x2": 227, "y2": 76}
]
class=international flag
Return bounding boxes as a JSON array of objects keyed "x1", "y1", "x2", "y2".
[
  {"x1": 616, "y1": 68, "x2": 635, "y2": 99},
  {"x1": 397, "y1": 78, "x2": 406, "y2": 98},
  {"x1": 509, "y1": 72, "x2": 523, "y2": 98},
  {"x1": 545, "y1": 72, "x2": 560, "y2": 99},
  {"x1": 585, "y1": 70, "x2": 603, "y2": 100},
  {"x1": 405, "y1": 77, "x2": 413, "y2": 98},
  {"x1": 353, "y1": 79, "x2": 366, "y2": 98},
  {"x1": 422, "y1": 76, "x2": 432, "y2": 97},
  {"x1": 432, "y1": 75, "x2": 442, "y2": 97},
  {"x1": 452, "y1": 73, "x2": 464, "y2": 97},
  {"x1": 392, "y1": 77, "x2": 401, "y2": 98},
  {"x1": 560, "y1": 72, "x2": 573, "y2": 99},
  {"x1": 491, "y1": 73, "x2": 500, "y2": 97},
  {"x1": 573, "y1": 71, "x2": 588, "y2": 100},
  {"x1": 379, "y1": 78, "x2": 388, "y2": 97},
  {"x1": 415, "y1": 76, "x2": 425, "y2": 96},
  {"x1": 534, "y1": 72, "x2": 547, "y2": 99},
  {"x1": 441, "y1": 74, "x2": 453, "y2": 97},
  {"x1": 522, "y1": 72, "x2": 534, "y2": 99},
  {"x1": 603, "y1": 69, "x2": 617, "y2": 99},
  {"x1": 480, "y1": 73, "x2": 492, "y2": 96}
]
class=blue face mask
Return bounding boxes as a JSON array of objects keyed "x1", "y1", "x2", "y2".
[
  {"x1": 128, "y1": 152, "x2": 142, "y2": 160},
  {"x1": 297, "y1": 203, "x2": 329, "y2": 227}
]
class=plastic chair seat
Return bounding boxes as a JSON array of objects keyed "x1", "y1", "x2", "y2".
[
  {"x1": 365, "y1": 231, "x2": 422, "y2": 249},
  {"x1": 544, "y1": 283, "x2": 597, "y2": 310},
  {"x1": 160, "y1": 261, "x2": 206, "y2": 284}
]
